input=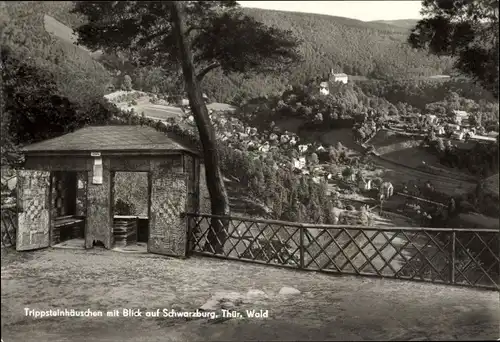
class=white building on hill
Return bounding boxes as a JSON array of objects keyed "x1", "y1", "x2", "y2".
[{"x1": 330, "y1": 70, "x2": 348, "y2": 84}]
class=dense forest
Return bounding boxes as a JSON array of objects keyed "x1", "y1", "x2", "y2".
[
  {"x1": 0, "y1": 1, "x2": 120, "y2": 163},
  {"x1": 5, "y1": 1, "x2": 460, "y2": 104},
  {"x1": 195, "y1": 7, "x2": 456, "y2": 103},
  {"x1": 0, "y1": 2, "x2": 110, "y2": 100}
]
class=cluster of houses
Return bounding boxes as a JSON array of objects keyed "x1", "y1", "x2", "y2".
[
  {"x1": 392, "y1": 109, "x2": 497, "y2": 143},
  {"x1": 185, "y1": 111, "x2": 330, "y2": 168},
  {"x1": 181, "y1": 110, "x2": 395, "y2": 201},
  {"x1": 437, "y1": 110, "x2": 497, "y2": 142}
]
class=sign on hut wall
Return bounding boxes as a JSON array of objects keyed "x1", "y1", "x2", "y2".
[{"x1": 92, "y1": 157, "x2": 103, "y2": 185}]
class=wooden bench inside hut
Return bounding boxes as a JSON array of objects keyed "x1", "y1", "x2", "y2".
[
  {"x1": 52, "y1": 171, "x2": 86, "y2": 249},
  {"x1": 112, "y1": 215, "x2": 149, "y2": 251}
]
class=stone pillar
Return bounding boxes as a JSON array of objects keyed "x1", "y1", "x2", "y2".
[
  {"x1": 148, "y1": 156, "x2": 188, "y2": 257},
  {"x1": 85, "y1": 158, "x2": 112, "y2": 249}
]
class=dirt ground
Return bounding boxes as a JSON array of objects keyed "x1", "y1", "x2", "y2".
[{"x1": 2, "y1": 248, "x2": 499, "y2": 342}]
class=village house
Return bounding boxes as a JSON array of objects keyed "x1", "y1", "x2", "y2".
[
  {"x1": 292, "y1": 157, "x2": 307, "y2": 170},
  {"x1": 379, "y1": 182, "x2": 394, "y2": 199},
  {"x1": 280, "y1": 134, "x2": 290, "y2": 144},
  {"x1": 452, "y1": 130, "x2": 465, "y2": 140},
  {"x1": 258, "y1": 142, "x2": 270, "y2": 153},
  {"x1": 358, "y1": 177, "x2": 372, "y2": 191},
  {"x1": 319, "y1": 81, "x2": 330, "y2": 95},
  {"x1": 312, "y1": 176, "x2": 322, "y2": 184},
  {"x1": 425, "y1": 114, "x2": 438, "y2": 125},
  {"x1": 315, "y1": 144, "x2": 327, "y2": 153},
  {"x1": 472, "y1": 135, "x2": 497, "y2": 143},
  {"x1": 452, "y1": 110, "x2": 469, "y2": 126},
  {"x1": 269, "y1": 133, "x2": 279, "y2": 142},
  {"x1": 446, "y1": 123, "x2": 461, "y2": 132},
  {"x1": 298, "y1": 144, "x2": 309, "y2": 154}
]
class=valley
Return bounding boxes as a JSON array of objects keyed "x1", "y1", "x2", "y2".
[{"x1": 103, "y1": 86, "x2": 496, "y2": 234}]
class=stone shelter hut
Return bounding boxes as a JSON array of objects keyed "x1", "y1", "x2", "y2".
[{"x1": 16, "y1": 125, "x2": 201, "y2": 257}]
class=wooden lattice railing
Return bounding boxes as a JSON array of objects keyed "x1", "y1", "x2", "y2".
[
  {"x1": 186, "y1": 213, "x2": 499, "y2": 290},
  {"x1": 1, "y1": 203, "x2": 17, "y2": 247}
]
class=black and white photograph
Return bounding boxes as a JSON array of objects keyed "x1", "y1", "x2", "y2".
[{"x1": 1, "y1": 0, "x2": 499, "y2": 341}]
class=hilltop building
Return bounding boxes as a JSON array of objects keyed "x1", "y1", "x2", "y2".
[{"x1": 329, "y1": 70, "x2": 348, "y2": 84}]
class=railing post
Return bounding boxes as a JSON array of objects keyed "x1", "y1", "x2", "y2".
[
  {"x1": 299, "y1": 227, "x2": 304, "y2": 269},
  {"x1": 450, "y1": 231, "x2": 456, "y2": 284},
  {"x1": 185, "y1": 214, "x2": 192, "y2": 256}
]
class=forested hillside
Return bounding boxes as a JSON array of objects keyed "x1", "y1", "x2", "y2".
[
  {"x1": 9, "y1": 1, "x2": 457, "y2": 104},
  {"x1": 242, "y1": 8, "x2": 452, "y2": 78},
  {"x1": 0, "y1": 1, "x2": 119, "y2": 163},
  {"x1": 203, "y1": 8, "x2": 455, "y2": 103},
  {"x1": 0, "y1": 1, "x2": 110, "y2": 100}
]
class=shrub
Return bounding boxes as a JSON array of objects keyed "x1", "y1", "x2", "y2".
[
  {"x1": 309, "y1": 152, "x2": 319, "y2": 166},
  {"x1": 122, "y1": 75, "x2": 133, "y2": 91},
  {"x1": 114, "y1": 198, "x2": 136, "y2": 215},
  {"x1": 342, "y1": 167, "x2": 354, "y2": 180}
]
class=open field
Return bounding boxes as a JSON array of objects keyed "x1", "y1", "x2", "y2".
[
  {"x1": 452, "y1": 213, "x2": 499, "y2": 229},
  {"x1": 318, "y1": 129, "x2": 366, "y2": 153},
  {"x1": 2, "y1": 248, "x2": 498, "y2": 342},
  {"x1": 369, "y1": 129, "x2": 420, "y2": 149},
  {"x1": 44, "y1": 14, "x2": 85, "y2": 50},
  {"x1": 370, "y1": 155, "x2": 475, "y2": 196},
  {"x1": 382, "y1": 148, "x2": 477, "y2": 182},
  {"x1": 108, "y1": 91, "x2": 236, "y2": 122},
  {"x1": 44, "y1": 14, "x2": 102, "y2": 59},
  {"x1": 274, "y1": 117, "x2": 305, "y2": 134},
  {"x1": 370, "y1": 131, "x2": 475, "y2": 181},
  {"x1": 485, "y1": 173, "x2": 499, "y2": 196}
]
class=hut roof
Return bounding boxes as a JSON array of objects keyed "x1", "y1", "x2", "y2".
[{"x1": 21, "y1": 125, "x2": 199, "y2": 156}]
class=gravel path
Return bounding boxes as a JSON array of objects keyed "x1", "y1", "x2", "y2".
[{"x1": 2, "y1": 248, "x2": 498, "y2": 341}]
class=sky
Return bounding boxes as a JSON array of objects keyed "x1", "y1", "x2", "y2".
[{"x1": 237, "y1": 1, "x2": 423, "y2": 22}]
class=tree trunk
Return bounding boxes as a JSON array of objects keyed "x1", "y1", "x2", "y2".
[{"x1": 170, "y1": 2, "x2": 230, "y2": 254}]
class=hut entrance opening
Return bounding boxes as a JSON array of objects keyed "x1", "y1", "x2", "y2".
[
  {"x1": 111, "y1": 172, "x2": 149, "y2": 252},
  {"x1": 51, "y1": 171, "x2": 87, "y2": 249}
]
